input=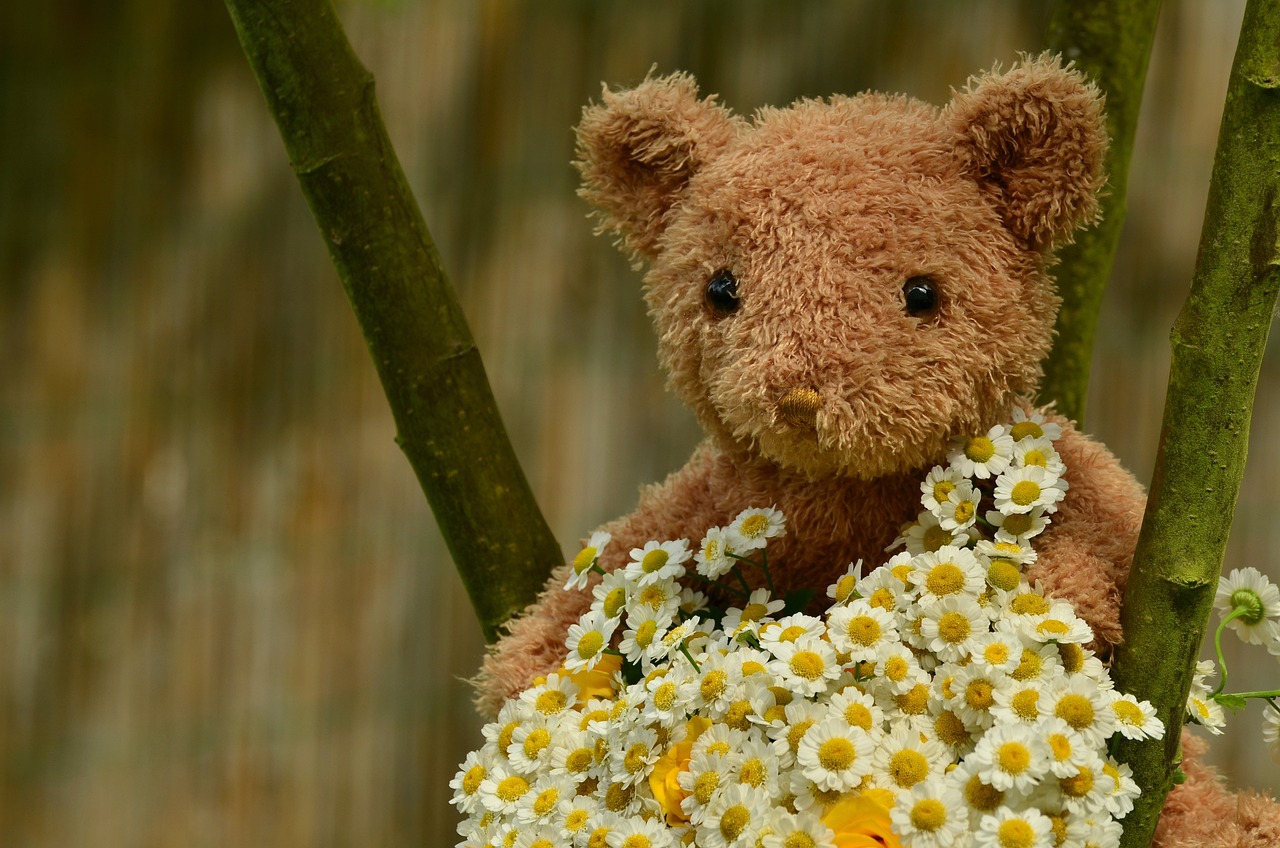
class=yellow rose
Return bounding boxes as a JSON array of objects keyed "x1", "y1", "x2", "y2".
[
  {"x1": 649, "y1": 716, "x2": 713, "y2": 825},
  {"x1": 564, "y1": 653, "x2": 623, "y2": 705},
  {"x1": 822, "y1": 788, "x2": 904, "y2": 848}
]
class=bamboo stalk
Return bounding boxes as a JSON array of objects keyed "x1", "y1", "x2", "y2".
[
  {"x1": 222, "y1": 0, "x2": 562, "y2": 641},
  {"x1": 1111, "y1": 2, "x2": 1280, "y2": 845},
  {"x1": 1038, "y1": 0, "x2": 1163, "y2": 425}
]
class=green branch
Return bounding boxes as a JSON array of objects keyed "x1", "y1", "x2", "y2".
[
  {"x1": 1039, "y1": 0, "x2": 1163, "y2": 425},
  {"x1": 1111, "y1": 2, "x2": 1280, "y2": 845},
  {"x1": 222, "y1": 0, "x2": 562, "y2": 642}
]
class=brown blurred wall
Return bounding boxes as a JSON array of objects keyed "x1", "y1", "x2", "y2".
[{"x1": 0, "y1": 1, "x2": 1275, "y2": 846}]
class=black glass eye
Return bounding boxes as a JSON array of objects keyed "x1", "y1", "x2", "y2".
[
  {"x1": 902, "y1": 275, "x2": 940, "y2": 318},
  {"x1": 705, "y1": 269, "x2": 741, "y2": 315}
]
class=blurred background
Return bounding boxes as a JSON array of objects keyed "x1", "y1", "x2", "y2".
[{"x1": 0, "y1": 1, "x2": 1275, "y2": 845}]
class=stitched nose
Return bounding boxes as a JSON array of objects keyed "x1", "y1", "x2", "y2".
[{"x1": 778, "y1": 388, "x2": 822, "y2": 429}]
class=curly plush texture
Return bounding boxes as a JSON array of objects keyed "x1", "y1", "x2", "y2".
[{"x1": 473, "y1": 55, "x2": 1277, "y2": 844}]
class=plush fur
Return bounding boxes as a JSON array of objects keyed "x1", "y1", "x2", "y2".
[{"x1": 474, "y1": 55, "x2": 1278, "y2": 844}]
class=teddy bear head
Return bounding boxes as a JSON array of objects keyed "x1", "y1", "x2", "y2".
[{"x1": 576, "y1": 55, "x2": 1106, "y2": 480}]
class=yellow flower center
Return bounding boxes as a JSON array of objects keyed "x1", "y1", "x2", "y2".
[
  {"x1": 1012, "y1": 689, "x2": 1040, "y2": 720},
  {"x1": 1000, "y1": 513, "x2": 1034, "y2": 536},
  {"x1": 707, "y1": 741, "x2": 730, "y2": 756},
  {"x1": 790, "y1": 651, "x2": 825, "y2": 679},
  {"x1": 1058, "y1": 643, "x2": 1085, "y2": 674},
  {"x1": 933, "y1": 480, "x2": 957, "y2": 502},
  {"x1": 966, "y1": 436, "x2": 996, "y2": 463},
  {"x1": 635, "y1": 620, "x2": 657, "y2": 649},
  {"x1": 566, "y1": 747, "x2": 594, "y2": 773},
  {"x1": 935, "y1": 711, "x2": 970, "y2": 746},
  {"x1": 983, "y1": 643, "x2": 1011, "y2": 666},
  {"x1": 462, "y1": 765, "x2": 485, "y2": 795},
  {"x1": 926, "y1": 563, "x2": 966, "y2": 596},
  {"x1": 788, "y1": 719, "x2": 815, "y2": 754},
  {"x1": 603, "y1": 587, "x2": 626, "y2": 618},
  {"x1": 897, "y1": 684, "x2": 930, "y2": 715},
  {"x1": 498, "y1": 721, "x2": 520, "y2": 752},
  {"x1": 938, "y1": 611, "x2": 972, "y2": 643},
  {"x1": 889, "y1": 750, "x2": 929, "y2": 787},
  {"x1": 1010, "y1": 420, "x2": 1044, "y2": 441},
  {"x1": 1010, "y1": 481, "x2": 1042, "y2": 507},
  {"x1": 621, "y1": 836, "x2": 651, "y2": 848},
  {"x1": 922, "y1": 525, "x2": 952, "y2": 552},
  {"x1": 1061, "y1": 766, "x2": 1095, "y2": 798},
  {"x1": 770, "y1": 686, "x2": 794, "y2": 706},
  {"x1": 845, "y1": 703, "x2": 873, "y2": 731},
  {"x1": 572, "y1": 546, "x2": 598, "y2": 574},
  {"x1": 997, "y1": 742, "x2": 1032, "y2": 775},
  {"x1": 988, "y1": 560, "x2": 1022, "y2": 592},
  {"x1": 565, "y1": 808, "x2": 589, "y2": 832},
  {"x1": 639, "y1": 584, "x2": 669, "y2": 608},
  {"x1": 579, "y1": 709, "x2": 608, "y2": 730},
  {"x1": 1056, "y1": 694, "x2": 1095, "y2": 730},
  {"x1": 536, "y1": 689, "x2": 569, "y2": 715},
  {"x1": 588, "y1": 827, "x2": 612, "y2": 848},
  {"x1": 694, "y1": 771, "x2": 720, "y2": 805},
  {"x1": 1048, "y1": 733, "x2": 1073, "y2": 762},
  {"x1": 834, "y1": 574, "x2": 857, "y2": 603},
  {"x1": 724, "y1": 700, "x2": 755, "y2": 731},
  {"x1": 998, "y1": 819, "x2": 1036, "y2": 848},
  {"x1": 653, "y1": 681, "x2": 677, "y2": 712},
  {"x1": 740, "y1": 758, "x2": 766, "y2": 787},
  {"x1": 1011, "y1": 594, "x2": 1050, "y2": 616},
  {"x1": 641, "y1": 549, "x2": 669, "y2": 573},
  {"x1": 953, "y1": 501, "x2": 975, "y2": 524},
  {"x1": 576, "y1": 632, "x2": 604, "y2": 660},
  {"x1": 1023, "y1": 449, "x2": 1047, "y2": 467},
  {"x1": 870, "y1": 588, "x2": 896, "y2": 611},
  {"x1": 892, "y1": 563, "x2": 913, "y2": 584},
  {"x1": 720, "y1": 805, "x2": 752, "y2": 841},
  {"x1": 1038, "y1": 620, "x2": 1070, "y2": 637},
  {"x1": 530, "y1": 840, "x2": 555, "y2": 848},
  {"x1": 741, "y1": 603, "x2": 769, "y2": 622},
  {"x1": 818, "y1": 737, "x2": 856, "y2": 771},
  {"x1": 624, "y1": 742, "x2": 651, "y2": 774},
  {"x1": 533, "y1": 787, "x2": 559, "y2": 814},
  {"x1": 784, "y1": 834, "x2": 817, "y2": 848},
  {"x1": 740, "y1": 514, "x2": 769, "y2": 538},
  {"x1": 884, "y1": 656, "x2": 909, "y2": 682},
  {"x1": 496, "y1": 775, "x2": 529, "y2": 802},
  {"x1": 701, "y1": 670, "x2": 728, "y2": 701},
  {"x1": 604, "y1": 782, "x2": 633, "y2": 812},
  {"x1": 1114, "y1": 700, "x2": 1145, "y2": 726},
  {"x1": 966, "y1": 679, "x2": 995, "y2": 710},
  {"x1": 965, "y1": 775, "x2": 1004, "y2": 811},
  {"x1": 780, "y1": 625, "x2": 809, "y2": 643},
  {"x1": 523, "y1": 728, "x2": 552, "y2": 758},
  {"x1": 1012, "y1": 649, "x2": 1045, "y2": 681},
  {"x1": 911, "y1": 798, "x2": 948, "y2": 831}
]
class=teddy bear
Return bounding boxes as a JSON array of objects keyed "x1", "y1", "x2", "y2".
[{"x1": 472, "y1": 55, "x2": 1278, "y2": 847}]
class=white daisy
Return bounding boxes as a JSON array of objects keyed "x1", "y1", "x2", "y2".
[
  {"x1": 698, "y1": 784, "x2": 773, "y2": 848},
  {"x1": 890, "y1": 778, "x2": 968, "y2": 848},
  {"x1": 1039, "y1": 716, "x2": 1091, "y2": 779},
  {"x1": 991, "y1": 677, "x2": 1051, "y2": 727},
  {"x1": 769, "y1": 699, "x2": 828, "y2": 768},
  {"x1": 902, "y1": 510, "x2": 968, "y2": 555},
  {"x1": 949, "y1": 424, "x2": 1015, "y2": 479},
  {"x1": 590, "y1": 569, "x2": 630, "y2": 621},
  {"x1": 1010, "y1": 407, "x2": 1063, "y2": 443},
  {"x1": 988, "y1": 506, "x2": 1051, "y2": 544},
  {"x1": 975, "y1": 806, "x2": 1054, "y2": 848},
  {"x1": 564, "y1": 611, "x2": 619, "y2": 674},
  {"x1": 695, "y1": 526, "x2": 736, "y2": 579},
  {"x1": 970, "y1": 631, "x2": 1024, "y2": 674},
  {"x1": 547, "y1": 727, "x2": 598, "y2": 782},
  {"x1": 912, "y1": 546, "x2": 986, "y2": 606},
  {"x1": 826, "y1": 599, "x2": 898, "y2": 663},
  {"x1": 922, "y1": 464, "x2": 966, "y2": 514},
  {"x1": 679, "y1": 585, "x2": 711, "y2": 615},
  {"x1": 768, "y1": 636, "x2": 841, "y2": 697},
  {"x1": 951, "y1": 758, "x2": 1008, "y2": 827},
  {"x1": 1108, "y1": 693, "x2": 1165, "y2": 741},
  {"x1": 721, "y1": 589, "x2": 786, "y2": 637},
  {"x1": 1026, "y1": 602, "x2": 1094, "y2": 645},
  {"x1": 795, "y1": 717, "x2": 875, "y2": 791},
  {"x1": 993, "y1": 466, "x2": 1067, "y2": 515},
  {"x1": 937, "y1": 480, "x2": 982, "y2": 532},
  {"x1": 1215, "y1": 566, "x2": 1280, "y2": 646},
  {"x1": 1263, "y1": 705, "x2": 1280, "y2": 765},
  {"x1": 1012, "y1": 436, "x2": 1066, "y2": 477},
  {"x1": 618, "y1": 607, "x2": 672, "y2": 667},
  {"x1": 761, "y1": 809, "x2": 836, "y2": 848},
  {"x1": 450, "y1": 749, "x2": 491, "y2": 815},
  {"x1": 555, "y1": 794, "x2": 599, "y2": 845},
  {"x1": 826, "y1": 560, "x2": 865, "y2": 606},
  {"x1": 628, "y1": 576, "x2": 683, "y2": 621},
  {"x1": 605, "y1": 816, "x2": 674, "y2": 848},
  {"x1": 947, "y1": 664, "x2": 1006, "y2": 731},
  {"x1": 508, "y1": 716, "x2": 559, "y2": 774},
  {"x1": 478, "y1": 762, "x2": 535, "y2": 816},
  {"x1": 729, "y1": 736, "x2": 781, "y2": 796},
  {"x1": 679, "y1": 747, "x2": 732, "y2": 824},
  {"x1": 758, "y1": 613, "x2": 826, "y2": 650},
  {"x1": 1186, "y1": 689, "x2": 1227, "y2": 735},
  {"x1": 625, "y1": 539, "x2": 691, "y2": 587},
  {"x1": 1099, "y1": 758, "x2": 1141, "y2": 819},
  {"x1": 919, "y1": 594, "x2": 986, "y2": 662},
  {"x1": 516, "y1": 774, "x2": 576, "y2": 824},
  {"x1": 856, "y1": 560, "x2": 908, "y2": 614},
  {"x1": 868, "y1": 724, "x2": 952, "y2": 792},
  {"x1": 608, "y1": 726, "x2": 662, "y2": 788},
  {"x1": 1052, "y1": 752, "x2": 1112, "y2": 817},
  {"x1": 566, "y1": 530, "x2": 612, "y2": 591},
  {"x1": 726, "y1": 506, "x2": 786, "y2": 553},
  {"x1": 975, "y1": 538, "x2": 1038, "y2": 567},
  {"x1": 827, "y1": 686, "x2": 884, "y2": 735},
  {"x1": 1081, "y1": 816, "x2": 1124, "y2": 848},
  {"x1": 969, "y1": 722, "x2": 1050, "y2": 793},
  {"x1": 642, "y1": 672, "x2": 692, "y2": 729}
]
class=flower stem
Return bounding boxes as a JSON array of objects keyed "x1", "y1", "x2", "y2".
[{"x1": 1211, "y1": 607, "x2": 1247, "y2": 696}]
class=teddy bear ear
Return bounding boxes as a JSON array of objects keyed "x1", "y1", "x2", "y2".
[
  {"x1": 945, "y1": 53, "x2": 1109, "y2": 251},
  {"x1": 575, "y1": 71, "x2": 740, "y2": 261}
]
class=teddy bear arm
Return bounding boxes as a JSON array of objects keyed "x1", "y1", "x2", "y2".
[{"x1": 472, "y1": 444, "x2": 723, "y2": 718}]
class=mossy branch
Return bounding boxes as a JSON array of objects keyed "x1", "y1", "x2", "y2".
[
  {"x1": 1110, "y1": 2, "x2": 1280, "y2": 845},
  {"x1": 1038, "y1": 0, "x2": 1163, "y2": 425},
  {"x1": 222, "y1": 0, "x2": 562, "y2": 642}
]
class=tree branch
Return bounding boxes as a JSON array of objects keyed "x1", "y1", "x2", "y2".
[
  {"x1": 1111, "y1": 2, "x2": 1280, "y2": 844},
  {"x1": 1039, "y1": 0, "x2": 1163, "y2": 425},
  {"x1": 222, "y1": 0, "x2": 562, "y2": 641}
]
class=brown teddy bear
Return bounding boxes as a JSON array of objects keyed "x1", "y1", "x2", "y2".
[{"x1": 474, "y1": 55, "x2": 1278, "y2": 847}]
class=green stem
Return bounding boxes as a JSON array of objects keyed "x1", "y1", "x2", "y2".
[
  {"x1": 1210, "y1": 607, "x2": 1248, "y2": 696},
  {"x1": 1110, "y1": 3, "x2": 1280, "y2": 845},
  {"x1": 1038, "y1": 0, "x2": 1163, "y2": 424},
  {"x1": 1222, "y1": 689, "x2": 1280, "y2": 701},
  {"x1": 221, "y1": 0, "x2": 562, "y2": 642}
]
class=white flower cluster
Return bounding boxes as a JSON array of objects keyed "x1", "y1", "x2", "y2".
[{"x1": 451, "y1": 410, "x2": 1164, "y2": 848}]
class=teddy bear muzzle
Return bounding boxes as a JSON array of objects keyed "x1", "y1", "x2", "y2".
[{"x1": 778, "y1": 387, "x2": 823, "y2": 429}]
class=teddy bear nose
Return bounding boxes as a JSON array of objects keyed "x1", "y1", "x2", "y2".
[{"x1": 778, "y1": 388, "x2": 823, "y2": 429}]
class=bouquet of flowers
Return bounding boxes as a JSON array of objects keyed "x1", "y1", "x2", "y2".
[{"x1": 451, "y1": 410, "x2": 1175, "y2": 848}]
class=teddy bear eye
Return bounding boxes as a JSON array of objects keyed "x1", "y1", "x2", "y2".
[
  {"x1": 705, "y1": 269, "x2": 741, "y2": 315},
  {"x1": 902, "y1": 276, "x2": 940, "y2": 318}
]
